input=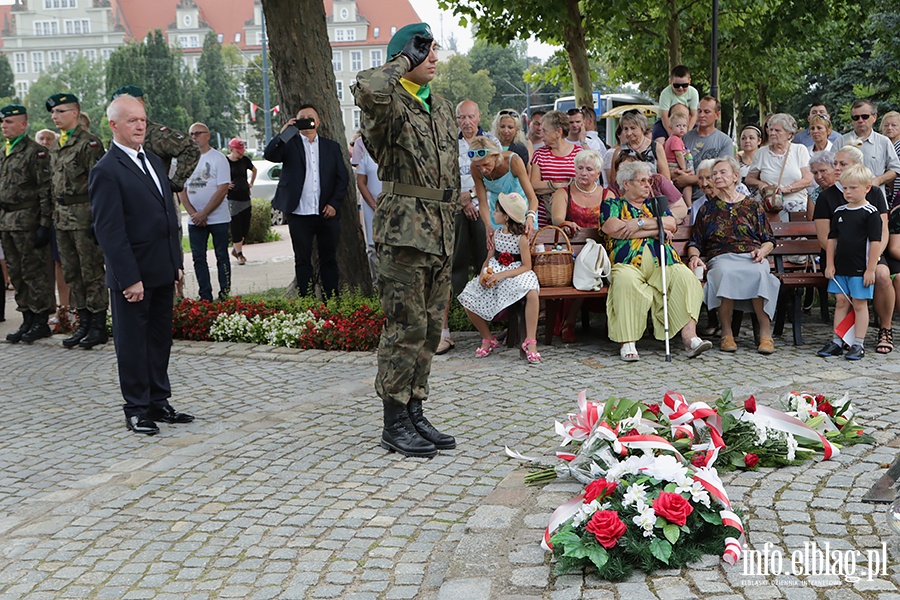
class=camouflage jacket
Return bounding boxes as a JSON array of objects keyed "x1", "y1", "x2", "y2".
[
  {"x1": 145, "y1": 118, "x2": 200, "y2": 191},
  {"x1": 352, "y1": 56, "x2": 459, "y2": 256},
  {"x1": 0, "y1": 135, "x2": 52, "y2": 231},
  {"x1": 51, "y1": 127, "x2": 105, "y2": 230}
]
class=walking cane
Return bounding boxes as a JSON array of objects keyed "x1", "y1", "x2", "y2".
[{"x1": 651, "y1": 196, "x2": 672, "y2": 362}]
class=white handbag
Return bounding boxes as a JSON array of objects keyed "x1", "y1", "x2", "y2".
[{"x1": 572, "y1": 238, "x2": 611, "y2": 291}]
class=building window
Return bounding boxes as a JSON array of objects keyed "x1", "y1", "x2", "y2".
[
  {"x1": 350, "y1": 51, "x2": 362, "y2": 72},
  {"x1": 65, "y1": 50, "x2": 79, "y2": 59},
  {"x1": 49, "y1": 51, "x2": 61, "y2": 67},
  {"x1": 45, "y1": 0, "x2": 77, "y2": 7},
  {"x1": 217, "y1": 33, "x2": 224, "y2": 43},
  {"x1": 178, "y1": 35, "x2": 201, "y2": 48},
  {"x1": 191, "y1": 35, "x2": 200, "y2": 47},
  {"x1": 15, "y1": 82, "x2": 28, "y2": 98},
  {"x1": 370, "y1": 49, "x2": 383, "y2": 67},
  {"x1": 391, "y1": 26, "x2": 396, "y2": 35},
  {"x1": 64, "y1": 19, "x2": 90, "y2": 35},
  {"x1": 340, "y1": 8, "x2": 349, "y2": 19},
  {"x1": 373, "y1": 27, "x2": 380, "y2": 38},
  {"x1": 84, "y1": 49, "x2": 96, "y2": 61},
  {"x1": 256, "y1": 31, "x2": 263, "y2": 46},
  {"x1": 353, "y1": 108, "x2": 361, "y2": 130},
  {"x1": 34, "y1": 21, "x2": 59, "y2": 36},
  {"x1": 101, "y1": 48, "x2": 113, "y2": 60},
  {"x1": 335, "y1": 29, "x2": 345, "y2": 42},
  {"x1": 184, "y1": 15, "x2": 192, "y2": 27},
  {"x1": 31, "y1": 52, "x2": 44, "y2": 74},
  {"x1": 234, "y1": 33, "x2": 242, "y2": 43},
  {"x1": 336, "y1": 81, "x2": 343, "y2": 102},
  {"x1": 13, "y1": 53, "x2": 26, "y2": 74},
  {"x1": 332, "y1": 51, "x2": 342, "y2": 72},
  {"x1": 346, "y1": 28, "x2": 356, "y2": 41}
]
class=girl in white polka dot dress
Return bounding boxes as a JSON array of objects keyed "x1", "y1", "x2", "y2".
[{"x1": 458, "y1": 192, "x2": 542, "y2": 364}]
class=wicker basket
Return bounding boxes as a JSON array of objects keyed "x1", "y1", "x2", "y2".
[{"x1": 530, "y1": 225, "x2": 575, "y2": 287}]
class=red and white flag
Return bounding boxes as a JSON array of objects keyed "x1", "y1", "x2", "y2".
[
  {"x1": 272, "y1": 105, "x2": 280, "y2": 115},
  {"x1": 249, "y1": 102, "x2": 258, "y2": 122},
  {"x1": 835, "y1": 311, "x2": 856, "y2": 347}
]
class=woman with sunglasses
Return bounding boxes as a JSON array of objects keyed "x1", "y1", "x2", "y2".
[
  {"x1": 468, "y1": 136, "x2": 539, "y2": 240},
  {"x1": 609, "y1": 109, "x2": 670, "y2": 186},
  {"x1": 530, "y1": 110, "x2": 582, "y2": 227},
  {"x1": 490, "y1": 109, "x2": 530, "y2": 166}
]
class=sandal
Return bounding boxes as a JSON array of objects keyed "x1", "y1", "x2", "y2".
[
  {"x1": 475, "y1": 337, "x2": 500, "y2": 358},
  {"x1": 876, "y1": 328, "x2": 893, "y2": 354},
  {"x1": 521, "y1": 339, "x2": 542, "y2": 364},
  {"x1": 561, "y1": 323, "x2": 577, "y2": 343},
  {"x1": 619, "y1": 342, "x2": 639, "y2": 362},
  {"x1": 720, "y1": 335, "x2": 737, "y2": 352}
]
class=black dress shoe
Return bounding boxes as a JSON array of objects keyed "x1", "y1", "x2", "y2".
[
  {"x1": 126, "y1": 415, "x2": 160, "y2": 435},
  {"x1": 147, "y1": 405, "x2": 195, "y2": 424}
]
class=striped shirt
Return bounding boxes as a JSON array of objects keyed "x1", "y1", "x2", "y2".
[{"x1": 531, "y1": 144, "x2": 582, "y2": 182}]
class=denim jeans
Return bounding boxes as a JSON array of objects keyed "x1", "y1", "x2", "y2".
[{"x1": 188, "y1": 222, "x2": 231, "y2": 302}]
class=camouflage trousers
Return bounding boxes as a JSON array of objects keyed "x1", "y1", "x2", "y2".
[
  {"x1": 0, "y1": 230, "x2": 54, "y2": 314},
  {"x1": 374, "y1": 244, "x2": 451, "y2": 406},
  {"x1": 56, "y1": 228, "x2": 108, "y2": 313}
]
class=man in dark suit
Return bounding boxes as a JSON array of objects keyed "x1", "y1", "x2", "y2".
[
  {"x1": 264, "y1": 104, "x2": 348, "y2": 298},
  {"x1": 88, "y1": 94, "x2": 194, "y2": 436}
]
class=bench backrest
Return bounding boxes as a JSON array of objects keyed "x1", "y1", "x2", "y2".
[{"x1": 532, "y1": 225, "x2": 694, "y2": 259}]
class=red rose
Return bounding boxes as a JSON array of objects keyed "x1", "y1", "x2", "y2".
[
  {"x1": 585, "y1": 510, "x2": 627, "y2": 549},
  {"x1": 646, "y1": 403, "x2": 661, "y2": 417},
  {"x1": 584, "y1": 478, "x2": 617, "y2": 503},
  {"x1": 817, "y1": 401, "x2": 834, "y2": 416},
  {"x1": 626, "y1": 428, "x2": 639, "y2": 436},
  {"x1": 815, "y1": 394, "x2": 826, "y2": 403},
  {"x1": 498, "y1": 252, "x2": 514, "y2": 267},
  {"x1": 690, "y1": 454, "x2": 706, "y2": 468},
  {"x1": 744, "y1": 396, "x2": 757, "y2": 413},
  {"x1": 652, "y1": 492, "x2": 693, "y2": 527},
  {"x1": 744, "y1": 453, "x2": 759, "y2": 468}
]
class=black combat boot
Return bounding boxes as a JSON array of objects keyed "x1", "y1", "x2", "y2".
[
  {"x1": 21, "y1": 311, "x2": 52, "y2": 343},
  {"x1": 6, "y1": 310, "x2": 34, "y2": 343},
  {"x1": 63, "y1": 309, "x2": 91, "y2": 348},
  {"x1": 79, "y1": 311, "x2": 109, "y2": 349},
  {"x1": 407, "y1": 399, "x2": 456, "y2": 449},
  {"x1": 381, "y1": 400, "x2": 437, "y2": 458}
]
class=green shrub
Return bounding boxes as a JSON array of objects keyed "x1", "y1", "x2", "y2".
[{"x1": 246, "y1": 197, "x2": 275, "y2": 244}]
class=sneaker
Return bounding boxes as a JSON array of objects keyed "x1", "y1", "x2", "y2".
[
  {"x1": 435, "y1": 336, "x2": 455, "y2": 355},
  {"x1": 845, "y1": 344, "x2": 865, "y2": 361},
  {"x1": 816, "y1": 341, "x2": 843, "y2": 357}
]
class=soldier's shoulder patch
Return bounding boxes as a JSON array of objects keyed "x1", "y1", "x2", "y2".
[
  {"x1": 174, "y1": 133, "x2": 184, "y2": 140},
  {"x1": 36, "y1": 151, "x2": 47, "y2": 159},
  {"x1": 159, "y1": 126, "x2": 169, "y2": 132},
  {"x1": 88, "y1": 141, "x2": 100, "y2": 147}
]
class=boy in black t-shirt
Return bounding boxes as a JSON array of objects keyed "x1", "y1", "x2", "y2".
[{"x1": 817, "y1": 164, "x2": 883, "y2": 360}]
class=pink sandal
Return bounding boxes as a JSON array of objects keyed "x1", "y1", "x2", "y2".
[
  {"x1": 522, "y1": 339, "x2": 542, "y2": 364},
  {"x1": 475, "y1": 337, "x2": 500, "y2": 358}
]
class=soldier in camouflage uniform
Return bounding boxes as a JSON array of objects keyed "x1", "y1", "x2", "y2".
[
  {"x1": 352, "y1": 23, "x2": 460, "y2": 458},
  {"x1": 0, "y1": 104, "x2": 55, "y2": 343},
  {"x1": 46, "y1": 93, "x2": 108, "y2": 349},
  {"x1": 112, "y1": 85, "x2": 200, "y2": 299}
]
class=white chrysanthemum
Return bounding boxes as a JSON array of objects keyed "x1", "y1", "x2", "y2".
[
  {"x1": 642, "y1": 454, "x2": 688, "y2": 483},
  {"x1": 785, "y1": 432, "x2": 798, "y2": 461},
  {"x1": 689, "y1": 481, "x2": 711, "y2": 508},
  {"x1": 632, "y1": 506, "x2": 656, "y2": 537},
  {"x1": 754, "y1": 422, "x2": 768, "y2": 445},
  {"x1": 622, "y1": 482, "x2": 648, "y2": 507}
]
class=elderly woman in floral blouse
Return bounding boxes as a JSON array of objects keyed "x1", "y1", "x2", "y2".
[{"x1": 685, "y1": 157, "x2": 780, "y2": 355}]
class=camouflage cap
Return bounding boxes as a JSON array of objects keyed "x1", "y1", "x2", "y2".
[
  {"x1": 0, "y1": 104, "x2": 26, "y2": 118},
  {"x1": 386, "y1": 23, "x2": 433, "y2": 59},
  {"x1": 111, "y1": 85, "x2": 144, "y2": 101},
  {"x1": 45, "y1": 93, "x2": 80, "y2": 112}
]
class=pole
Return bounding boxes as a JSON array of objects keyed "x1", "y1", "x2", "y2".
[
  {"x1": 261, "y1": 9, "x2": 273, "y2": 143},
  {"x1": 710, "y1": 0, "x2": 719, "y2": 100},
  {"x1": 653, "y1": 196, "x2": 672, "y2": 362},
  {"x1": 525, "y1": 53, "x2": 531, "y2": 123}
]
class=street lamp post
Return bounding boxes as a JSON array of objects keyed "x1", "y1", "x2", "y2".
[
  {"x1": 261, "y1": 9, "x2": 273, "y2": 142},
  {"x1": 710, "y1": 0, "x2": 719, "y2": 100}
]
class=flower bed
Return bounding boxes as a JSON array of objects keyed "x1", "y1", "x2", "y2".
[{"x1": 172, "y1": 296, "x2": 384, "y2": 351}]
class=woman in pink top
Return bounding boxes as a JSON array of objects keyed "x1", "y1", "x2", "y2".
[{"x1": 530, "y1": 110, "x2": 583, "y2": 227}]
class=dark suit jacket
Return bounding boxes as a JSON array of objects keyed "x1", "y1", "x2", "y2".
[
  {"x1": 263, "y1": 132, "x2": 348, "y2": 216},
  {"x1": 89, "y1": 143, "x2": 182, "y2": 291}
]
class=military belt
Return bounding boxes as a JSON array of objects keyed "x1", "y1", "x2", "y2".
[
  {"x1": 57, "y1": 194, "x2": 90, "y2": 206},
  {"x1": 1, "y1": 199, "x2": 39, "y2": 211},
  {"x1": 382, "y1": 181, "x2": 454, "y2": 202}
]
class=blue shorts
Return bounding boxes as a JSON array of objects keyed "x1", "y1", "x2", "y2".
[{"x1": 827, "y1": 275, "x2": 873, "y2": 300}]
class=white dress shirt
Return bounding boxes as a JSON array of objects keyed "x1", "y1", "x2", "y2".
[
  {"x1": 295, "y1": 134, "x2": 321, "y2": 216},
  {"x1": 113, "y1": 140, "x2": 162, "y2": 196}
]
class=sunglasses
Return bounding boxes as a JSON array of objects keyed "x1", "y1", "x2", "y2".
[
  {"x1": 566, "y1": 108, "x2": 582, "y2": 116},
  {"x1": 467, "y1": 148, "x2": 491, "y2": 159},
  {"x1": 672, "y1": 83, "x2": 690, "y2": 89},
  {"x1": 190, "y1": 131, "x2": 209, "y2": 136},
  {"x1": 498, "y1": 109, "x2": 519, "y2": 118},
  {"x1": 851, "y1": 114, "x2": 872, "y2": 121}
]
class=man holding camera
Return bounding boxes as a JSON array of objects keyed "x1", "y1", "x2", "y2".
[
  {"x1": 352, "y1": 23, "x2": 460, "y2": 458},
  {"x1": 263, "y1": 104, "x2": 348, "y2": 299}
]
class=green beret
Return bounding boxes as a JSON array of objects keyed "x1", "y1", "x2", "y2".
[
  {"x1": 386, "y1": 23, "x2": 433, "y2": 59},
  {"x1": 45, "y1": 93, "x2": 79, "y2": 112},
  {"x1": 111, "y1": 85, "x2": 144, "y2": 101},
  {"x1": 0, "y1": 104, "x2": 26, "y2": 118}
]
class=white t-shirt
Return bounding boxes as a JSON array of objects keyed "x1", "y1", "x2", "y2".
[
  {"x1": 750, "y1": 143, "x2": 810, "y2": 213},
  {"x1": 356, "y1": 147, "x2": 382, "y2": 199},
  {"x1": 185, "y1": 149, "x2": 232, "y2": 225}
]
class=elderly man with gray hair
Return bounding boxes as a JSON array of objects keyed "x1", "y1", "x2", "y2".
[{"x1": 600, "y1": 161, "x2": 711, "y2": 361}]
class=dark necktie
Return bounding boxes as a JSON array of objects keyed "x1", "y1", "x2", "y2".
[{"x1": 137, "y1": 151, "x2": 161, "y2": 196}]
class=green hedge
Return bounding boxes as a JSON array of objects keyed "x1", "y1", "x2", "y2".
[{"x1": 246, "y1": 197, "x2": 274, "y2": 244}]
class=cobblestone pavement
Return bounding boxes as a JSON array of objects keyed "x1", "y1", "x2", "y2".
[{"x1": 3, "y1": 318, "x2": 900, "y2": 599}]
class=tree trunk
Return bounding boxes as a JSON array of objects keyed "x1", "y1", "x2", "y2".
[
  {"x1": 563, "y1": 0, "x2": 593, "y2": 108},
  {"x1": 756, "y1": 82, "x2": 768, "y2": 125},
  {"x1": 665, "y1": 0, "x2": 682, "y2": 72},
  {"x1": 261, "y1": 0, "x2": 373, "y2": 297},
  {"x1": 732, "y1": 83, "x2": 742, "y2": 131}
]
